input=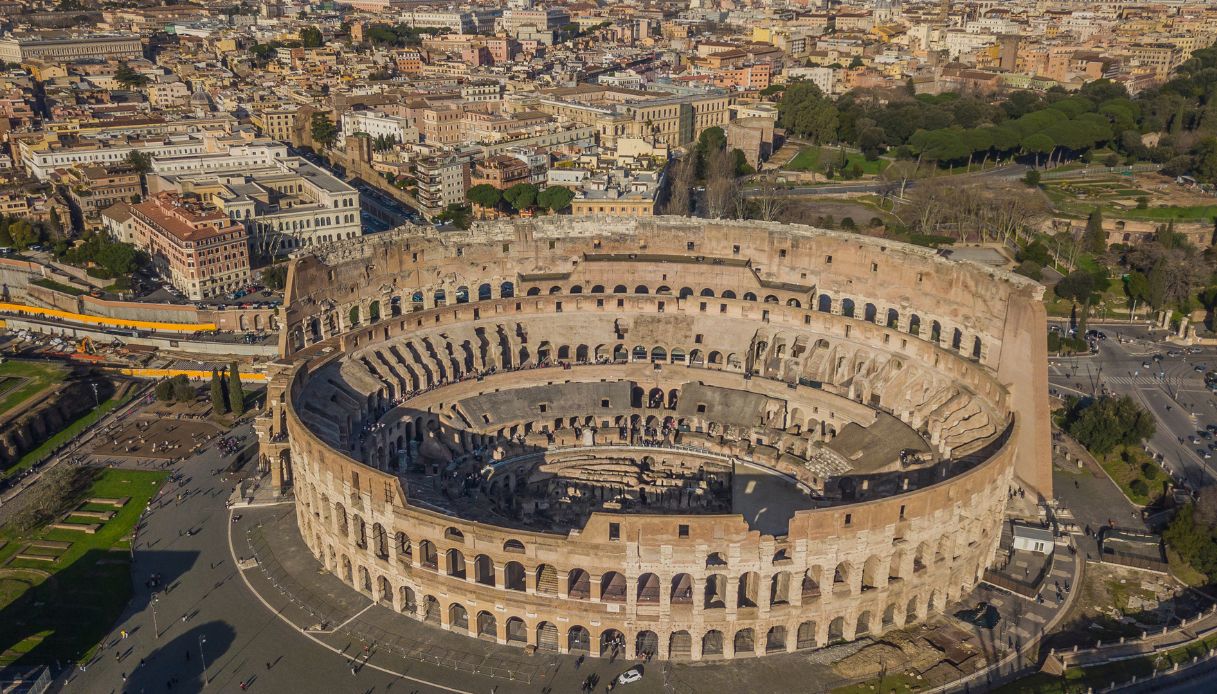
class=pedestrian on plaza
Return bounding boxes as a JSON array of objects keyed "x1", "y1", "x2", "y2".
[
  {"x1": 266, "y1": 661, "x2": 271, "y2": 670},
  {"x1": 121, "y1": 672, "x2": 127, "y2": 682},
  {"x1": 351, "y1": 666, "x2": 357, "y2": 676},
  {"x1": 120, "y1": 629, "x2": 128, "y2": 640}
]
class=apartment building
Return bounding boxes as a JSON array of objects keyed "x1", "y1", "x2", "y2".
[
  {"x1": 130, "y1": 193, "x2": 251, "y2": 300},
  {"x1": 0, "y1": 34, "x2": 143, "y2": 63},
  {"x1": 414, "y1": 156, "x2": 470, "y2": 217}
]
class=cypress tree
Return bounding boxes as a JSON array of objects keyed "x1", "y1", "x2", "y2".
[
  {"x1": 228, "y1": 362, "x2": 246, "y2": 416},
  {"x1": 209, "y1": 369, "x2": 228, "y2": 414}
]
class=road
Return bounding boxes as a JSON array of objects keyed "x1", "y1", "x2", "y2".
[{"x1": 1047, "y1": 322, "x2": 1217, "y2": 490}]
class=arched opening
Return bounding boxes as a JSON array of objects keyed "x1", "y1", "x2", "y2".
[
  {"x1": 637, "y1": 573, "x2": 660, "y2": 603},
  {"x1": 419, "y1": 540, "x2": 438, "y2": 570},
  {"x1": 671, "y1": 573, "x2": 693, "y2": 604},
  {"x1": 883, "y1": 603, "x2": 898, "y2": 628},
  {"x1": 536, "y1": 621, "x2": 559, "y2": 651},
  {"x1": 600, "y1": 629, "x2": 624, "y2": 657},
  {"x1": 833, "y1": 561, "x2": 852, "y2": 595},
  {"x1": 376, "y1": 576, "x2": 392, "y2": 606},
  {"x1": 704, "y1": 574, "x2": 727, "y2": 609},
  {"x1": 796, "y1": 621, "x2": 817, "y2": 649},
  {"x1": 651, "y1": 346, "x2": 667, "y2": 362},
  {"x1": 449, "y1": 603, "x2": 469, "y2": 631},
  {"x1": 476, "y1": 611, "x2": 497, "y2": 640},
  {"x1": 526, "y1": 286, "x2": 541, "y2": 296},
  {"x1": 737, "y1": 571, "x2": 759, "y2": 608},
  {"x1": 972, "y1": 336, "x2": 983, "y2": 359},
  {"x1": 478, "y1": 283, "x2": 492, "y2": 300},
  {"x1": 568, "y1": 568, "x2": 591, "y2": 599},
  {"x1": 635, "y1": 630, "x2": 658, "y2": 659},
  {"x1": 722, "y1": 290, "x2": 736, "y2": 299},
  {"x1": 634, "y1": 284, "x2": 649, "y2": 294},
  {"x1": 702, "y1": 630, "x2": 724, "y2": 657},
  {"x1": 568, "y1": 626, "x2": 590, "y2": 653},
  {"x1": 503, "y1": 538, "x2": 525, "y2": 553},
  {"x1": 734, "y1": 628, "x2": 755, "y2": 656},
  {"x1": 828, "y1": 617, "x2": 845, "y2": 644},
  {"x1": 700, "y1": 288, "x2": 715, "y2": 297},
  {"x1": 505, "y1": 617, "x2": 527, "y2": 645},
  {"x1": 500, "y1": 281, "x2": 515, "y2": 298},
  {"x1": 769, "y1": 571, "x2": 791, "y2": 605},
  {"x1": 952, "y1": 328, "x2": 963, "y2": 350},
  {"x1": 669, "y1": 630, "x2": 692, "y2": 660},
  {"x1": 766, "y1": 626, "x2": 787, "y2": 653},
  {"x1": 446, "y1": 548, "x2": 466, "y2": 579},
  {"x1": 422, "y1": 595, "x2": 441, "y2": 624},
  {"x1": 856, "y1": 610, "x2": 872, "y2": 636},
  {"x1": 909, "y1": 314, "x2": 921, "y2": 336},
  {"x1": 931, "y1": 321, "x2": 942, "y2": 343},
  {"x1": 818, "y1": 294, "x2": 832, "y2": 312},
  {"x1": 600, "y1": 571, "x2": 626, "y2": 602},
  {"x1": 743, "y1": 292, "x2": 757, "y2": 301},
  {"x1": 399, "y1": 586, "x2": 416, "y2": 615},
  {"x1": 535, "y1": 564, "x2": 558, "y2": 595},
  {"x1": 862, "y1": 556, "x2": 883, "y2": 591},
  {"x1": 864, "y1": 303, "x2": 877, "y2": 322},
  {"x1": 474, "y1": 554, "x2": 495, "y2": 586},
  {"x1": 503, "y1": 561, "x2": 526, "y2": 591},
  {"x1": 802, "y1": 567, "x2": 822, "y2": 601},
  {"x1": 841, "y1": 298, "x2": 855, "y2": 318}
]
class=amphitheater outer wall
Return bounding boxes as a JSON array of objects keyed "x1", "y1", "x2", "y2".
[{"x1": 265, "y1": 216, "x2": 1049, "y2": 660}]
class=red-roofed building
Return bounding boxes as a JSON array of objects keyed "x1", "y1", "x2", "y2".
[{"x1": 131, "y1": 192, "x2": 251, "y2": 300}]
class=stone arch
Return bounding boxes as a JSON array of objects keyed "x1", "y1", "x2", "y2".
[
  {"x1": 734, "y1": 628, "x2": 755, "y2": 656},
  {"x1": 828, "y1": 616, "x2": 845, "y2": 643},
  {"x1": 340, "y1": 555, "x2": 353, "y2": 583},
  {"x1": 600, "y1": 571, "x2": 626, "y2": 602},
  {"x1": 766, "y1": 626, "x2": 787, "y2": 653},
  {"x1": 394, "y1": 531, "x2": 411, "y2": 561},
  {"x1": 500, "y1": 281, "x2": 515, "y2": 298},
  {"x1": 841, "y1": 298, "x2": 855, "y2": 318},
  {"x1": 856, "y1": 610, "x2": 872, "y2": 636},
  {"x1": 770, "y1": 570, "x2": 791, "y2": 605},
  {"x1": 600, "y1": 628, "x2": 624, "y2": 657},
  {"x1": 864, "y1": 302, "x2": 877, "y2": 322},
  {"x1": 833, "y1": 561, "x2": 853, "y2": 595},
  {"x1": 909, "y1": 314, "x2": 921, "y2": 336},
  {"x1": 568, "y1": 568, "x2": 591, "y2": 598},
  {"x1": 635, "y1": 630, "x2": 659, "y2": 658},
  {"x1": 802, "y1": 566, "x2": 822, "y2": 601},
  {"x1": 669, "y1": 630, "x2": 692, "y2": 660},
  {"x1": 702, "y1": 629, "x2": 724, "y2": 657},
  {"x1": 422, "y1": 595, "x2": 440, "y2": 624},
  {"x1": 536, "y1": 563, "x2": 558, "y2": 595},
  {"x1": 700, "y1": 288, "x2": 715, "y2": 297},
  {"x1": 705, "y1": 573, "x2": 727, "y2": 608},
  {"x1": 568, "y1": 626, "x2": 590, "y2": 653},
  {"x1": 818, "y1": 294, "x2": 832, "y2": 312},
  {"x1": 743, "y1": 291, "x2": 758, "y2": 301},
  {"x1": 419, "y1": 540, "x2": 438, "y2": 569},
  {"x1": 446, "y1": 548, "x2": 466, "y2": 579},
  {"x1": 536, "y1": 621, "x2": 559, "y2": 651},
  {"x1": 862, "y1": 555, "x2": 884, "y2": 591},
  {"x1": 505, "y1": 617, "x2": 527, "y2": 645},
  {"x1": 637, "y1": 572, "x2": 660, "y2": 603},
  {"x1": 372, "y1": 523, "x2": 388, "y2": 559},
  {"x1": 376, "y1": 575, "x2": 392, "y2": 606},
  {"x1": 503, "y1": 561, "x2": 526, "y2": 591},
  {"x1": 358, "y1": 565, "x2": 371, "y2": 593},
  {"x1": 634, "y1": 284, "x2": 649, "y2": 294},
  {"x1": 671, "y1": 573, "x2": 693, "y2": 604},
  {"x1": 449, "y1": 603, "x2": 469, "y2": 631},
  {"x1": 883, "y1": 602, "x2": 898, "y2": 628},
  {"x1": 399, "y1": 585, "x2": 416, "y2": 614},
  {"x1": 796, "y1": 621, "x2": 817, "y2": 649},
  {"x1": 476, "y1": 610, "x2": 496, "y2": 639},
  {"x1": 503, "y1": 538, "x2": 525, "y2": 553},
  {"x1": 474, "y1": 554, "x2": 495, "y2": 586}
]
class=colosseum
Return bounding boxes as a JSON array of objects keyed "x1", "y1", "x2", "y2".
[{"x1": 257, "y1": 216, "x2": 1052, "y2": 661}]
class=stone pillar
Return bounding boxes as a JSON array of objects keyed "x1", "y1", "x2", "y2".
[{"x1": 557, "y1": 570, "x2": 569, "y2": 599}]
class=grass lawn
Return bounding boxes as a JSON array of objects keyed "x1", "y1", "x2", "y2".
[
  {"x1": 0, "y1": 467, "x2": 166, "y2": 666},
  {"x1": 0, "y1": 360, "x2": 66, "y2": 415},
  {"x1": 832, "y1": 672, "x2": 922, "y2": 694},
  {"x1": 783, "y1": 147, "x2": 889, "y2": 175},
  {"x1": 1114, "y1": 204, "x2": 1217, "y2": 220},
  {"x1": 785, "y1": 147, "x2": 821, "y2": 171},
  {"x1": 1097, "y1": 446, "x2": 1164, "y2": 507},
  {"x1": 31, "y1": 278, "x2": 85, "y2": 296},
  {"x1": 2, "y1": 392, "x2": 129, "y2": 480}
]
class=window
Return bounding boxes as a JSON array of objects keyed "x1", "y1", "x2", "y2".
[
  {"x1": 899, "y1": 505, "x2": 905, "y2": 520},
  {"x1": 732, "y1": 244, "x2": 740, "y2": 254},
  {"x1": 826, "y1": 255, "x2": 833, "y2": 264},
  {"x1": 695, "y1": 334, "x2": 703, "y2": 344},
  {"x1": 601, "y1": 399, "x2": 610, "y2": 407},
  {"x1": 779, "y1": 249, "x2": 787, "y2": 258},
  {"x1": 844, "y1": 513, "x2": 852, "y2": 526},
  {"x1": 539, "y1": 404, "x2": 547, "y2": 413},
  {"x1": 871, "y1": 262, "x2": 878, "y2": 272},
  {"x1": 678, "y1": 524, "x2": 690, "y2": 538},
  {"x1": 696, "y1": 404, "x2": 706, "y2": 413},
  {"x1": 609, "y1": 523, "x2": 621, "y2": 541}
]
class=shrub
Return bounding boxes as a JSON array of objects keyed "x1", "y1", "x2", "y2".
[
  {"x1": 1130, "y1": 479, "x2": 1149, "y2": 497},
  {"x1": 1142, "y1": 462, "x2": 1160, "y2": 480}
]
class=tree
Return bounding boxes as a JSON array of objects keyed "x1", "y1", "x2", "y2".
[
  {"x1": 1021, "y1": 133, "x2": 1056, "y2": 167},
  {"x1": 210, "y1": 369, "x2": 228, "y2": 414},
  {"x1": 1055, "y1": 270, "x2": 1096, "y2": 305},
  {"x1": 751, "y1": 176, "x2": 787, "y2": 222},
  {"x1": 537, "y1": 186, "x2": 574, "y2": 213},
  {"x1": 228, "y1": 363, "x2": 246, "y2": 416},
  {"x1": 1022, "y1": 170, "x2": 1041, "y2": 187},
  {"x1": 1083, "y1": 208, "x2": 1106, "y2": 254},
  {"x1": 310, "y1": 112, "x2": 339, "y2": 148},
  {"x1": 466, "y1": 184, "x2": 503, "y2": 209},
  {"x1": 1062, "y1": 395, "x2": 1156, "y2": 456},
  {"x1": 262, "y1": 264, "x2": 288, "y2": 291},
  {"x1": 502, "y1": 183, "x2": 538, "y2": 212},
  {"x1": 126, "y1": 149, "x2": 153, "y2": 174},
  {"x1": 155, "y1": 379, "x2": 176, "y2": 401},
  {"x1": 300, "y1": 26, "x2": 324, "y2": 48},
  {"x1": 8, "y1": 220, "x2": 40, "y2": 250},
  {"x1": 172, "y1": 376, "x2": 195, "y2": 402},
  {"x1": 777, "y1": 81, "x2": 839, "y2": 144},
  {"x1": 114, "y1": 61, "x2": 148, "y2": 89}
]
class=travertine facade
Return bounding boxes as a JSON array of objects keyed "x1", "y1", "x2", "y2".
[{"x1": 260, "y1": 217, "x2": 1051, "y2": 661}]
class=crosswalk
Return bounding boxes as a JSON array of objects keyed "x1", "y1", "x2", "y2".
[{"x1": 1103, "y1": 376, "x2": 1186, "y2": 386}]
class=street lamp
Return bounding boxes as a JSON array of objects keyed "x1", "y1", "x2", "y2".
[
  {"x1": 199, "y1": 635, "x2": 208, "y2": 687},
  {"x1": 151, "y1": 592, "x2": 159, "y2": 639},
  {"x1": 91, "y1": 382, "x2": 99, "y2": 408}
]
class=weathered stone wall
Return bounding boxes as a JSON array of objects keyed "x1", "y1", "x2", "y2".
[
  {"x1": 0, "y1": 377, "x2": 113, "y2": 468},
  {"x1": 262, "y1": 216, "x2": 1050, "y2": 661}
]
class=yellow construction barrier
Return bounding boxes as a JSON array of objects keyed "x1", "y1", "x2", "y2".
[
  {"x1": 111, "y1": 367, "x2": 267, "y2": 382},
  {"x1": 0, "y1": 302, "x2": 216, "y2": 333}
]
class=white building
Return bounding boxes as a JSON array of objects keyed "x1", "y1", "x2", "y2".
[
  {"x1": 1011, "y1": 522, "x2": 1054, "y2": 556},
  {"x1": 340, "y1": 110, "x2": 419, "y2": 147}
]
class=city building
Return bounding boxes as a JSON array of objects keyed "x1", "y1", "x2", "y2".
[{"x1": 130, "y1": 192, "x2": 251, "y2": 300}]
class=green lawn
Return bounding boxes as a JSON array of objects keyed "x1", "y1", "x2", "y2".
[
  {"x1": 0, "y1": 360, "x2": 66, "y2": 416},
  {"x1": 0, "y1": 467, "x2": 167, "y2": 666},
  {"x1": 31, "y1": 278, "x2": 85, "y2": 296},
  {"x1": 2, "y1": 392, "x2": 129, "y2": 480},
  {"x1": 1097, "y1": 446, "x2": 1164, "y2": 507},
  {"x1": 785, "y1": 147, "x2": 821, "y2": 171},
  {"x1": 1114, "y1": 204, "x2": 1217, "y2": 220},
  {"x1": 783, "y1": 147, "x2": 889, "y2": 175}
]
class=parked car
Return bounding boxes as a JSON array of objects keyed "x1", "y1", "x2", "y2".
[{"x1": 616, "y1": 667, "x2": 644, "y2": 685}]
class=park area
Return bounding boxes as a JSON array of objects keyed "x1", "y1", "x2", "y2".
[
  {"x1": 0, "y1": 467, "x2": 166, "y2": 667},
  {"x1": 783, "y1": 146, "x2": 889, "y2": 176},
  {"x1": 0, "y1": 359, "x2": 65, "y2": 416}
]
